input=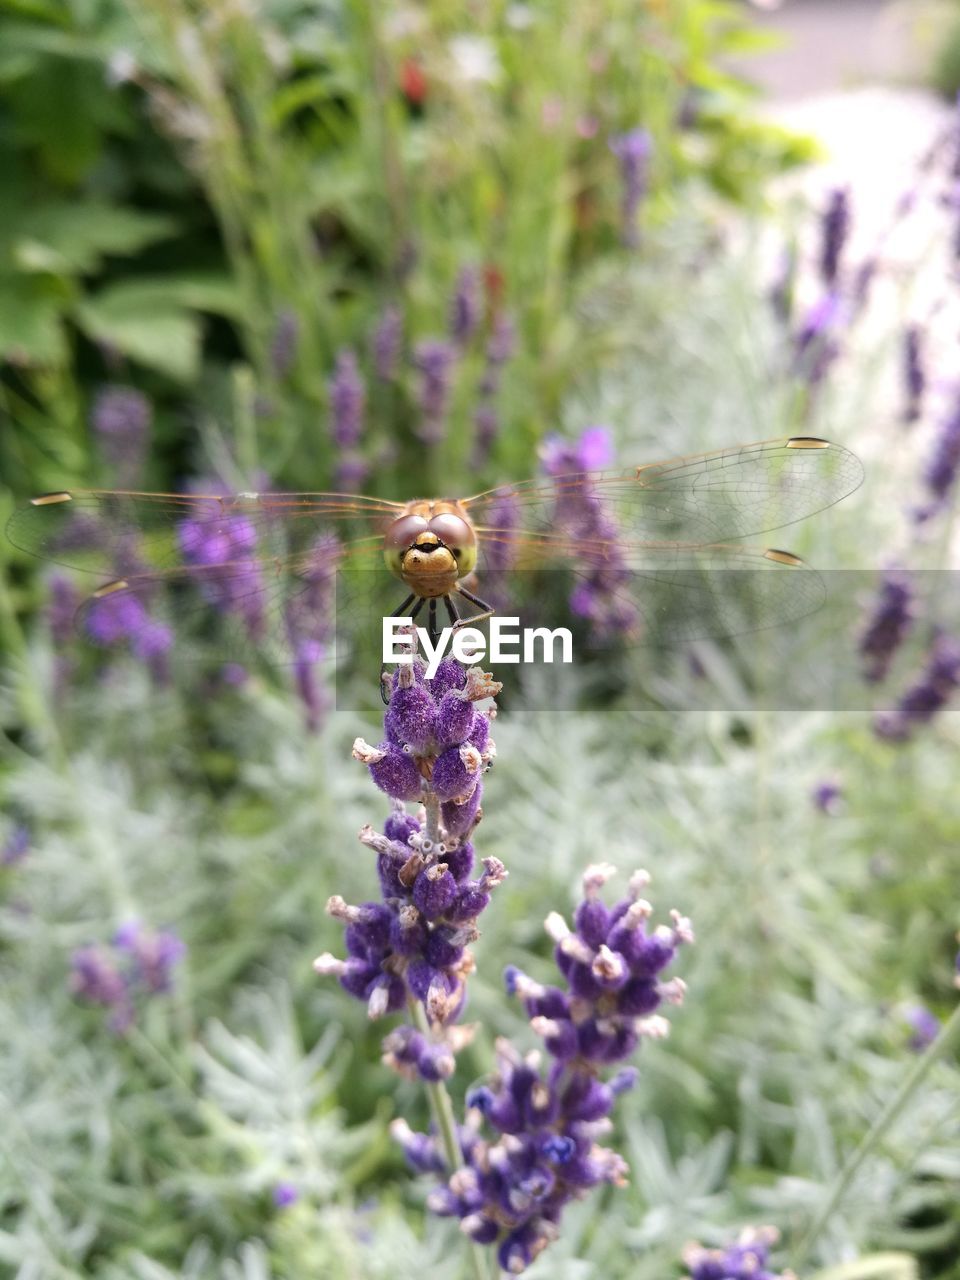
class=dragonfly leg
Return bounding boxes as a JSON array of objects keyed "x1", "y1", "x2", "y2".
[
  {"x1": 428, "y1": 598, "x2": 439, "y2": 648},
  {"x1": 380, "y1": 595, "x2": 425, "y2": 704},
  {"x1": 454, "y1": 584, "x2": 496, "y2": 626},
  {"x1": 443, "y1": 594, "x2": 461, "y2": 628}
]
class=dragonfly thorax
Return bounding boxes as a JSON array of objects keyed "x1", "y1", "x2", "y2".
[{"x1": 383, "y1": 500, "x2": 478, "y2": 597}]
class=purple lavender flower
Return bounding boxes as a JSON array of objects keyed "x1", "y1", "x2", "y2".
[
  {"x1": 84, "y1": 588, "x2": 173, "y2": 684},
  {"x1": 683, "y1": 1226, "x2": 784, "y2": 1280},
  {"x1": 328, "y1": 349, "x2": 368, "y2": 491},
  {"x1": 769, "y1": 245, "x2": 796, "y2": 326},
  {"x1": 450, "y1": 266, "x2": 481, "y2": 347},
  {"x1": 413, "y1": 339, "x2": 456, "y2": 444},
  {"x1": 916, "y1": 391, "x2": 960, "y2": 520},
  {"x1": 270, "y1": 309, "x2": 299, "y2": 379},
  {"x1": 316, "y1": 660, "x2": 501, "y2": 1064},
  {"x1": 1, "y1": 825, "x2": 30, "y2": 866},
  {"x1": 285, "y1": 531, "x2": 341, "y2": 732},
  {"x1": 609, "y1": 128, "x2": 652, "y2": 249},
  {"x1": 71, "y1": 922, "x2": 186, "y2": 1032},
  {"x1": 396, "y1": 863, "x2": 692, "y2": 1274},
  {"x1": 859, "y1": 572, "x2": 914, "y2": 684},
  {"x1": 178, "y1": 505, "x2": 265, "y2": 640},
  {"x1": 472, "y1": 312, "x2": 517, "y2": 467},
  {"x1": 372, "y1": 304, "x2": 403, "y2": 381},
  {"x1": 811, "y1": 779, "x2": 843, "y2": 815},
  {"x1": 273, "y1": 1181, "x2": 300, "y2": 1209},
  {"x1": 902, "y1": 1004, "x2": 940, "y2": 1052},
  {"x1": 542, "y1": 427, "x2": 637, "y2": 638},
  {"x1": 91, "y1": 385, "x2": 152, "y2": 487},
  {"x1": 794, "y1": 293, "x2": 842, "y2": 386},
  {"x1": 874, "y1": 632, "x2": 960, "y2": 742},
  {"x1": 903, "y1": 324, "x2": 926, "y2": 425},
  {"x1": 820, "y1": 187, "x2": 851, "y2": 287}
]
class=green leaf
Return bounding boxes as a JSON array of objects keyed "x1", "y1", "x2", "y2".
[
  {"x1": 75, "y1": 292, "x2": 200, "y2": 382},
  {"x1": 811, "y1": 1254, "x2": 920, "y2": 1280},
  {"x1": 0, "y1": 273, "x2": 68, "y2": 364},
  {"x1": 9, "y1": 203, "x2": 178, "y2": 275}
]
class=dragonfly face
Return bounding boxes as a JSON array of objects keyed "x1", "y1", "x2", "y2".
[{"x1": 383, "y1": 500, "x2": 479, "y2": 600}]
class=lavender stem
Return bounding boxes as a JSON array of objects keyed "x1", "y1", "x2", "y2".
[{"x1": 791, "y1": 999, "x2": 960, "y2": 1269}]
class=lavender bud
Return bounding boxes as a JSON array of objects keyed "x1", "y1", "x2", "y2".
[
  {"x1": 450, "y1": 266, "x2": 480, "y2": 346},
  {"x1": 609, "y1": 127, "x2": 652, "y2": 249},
  {"x1": 413, "y1": 339, "x2": 455, "y2": 444},
  {"x1": 820, "y1": 186, "x2": 851, "y2": 287},
  {"x1": 91, "y1": 385, "x2": 151, "y2": 486},
  {"x1": 903, "y1": 324, "x2": 926, "y2": 425}
]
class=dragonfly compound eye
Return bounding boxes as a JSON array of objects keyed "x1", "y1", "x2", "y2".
[
  {"x1": 384, "y1": 513, "x2": 430, "y2": 577},
  {"x1": 429, "y1": 513, "x2": 477, "y2": 575}
]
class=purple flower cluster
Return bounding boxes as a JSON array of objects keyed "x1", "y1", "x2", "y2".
[
  {"x1": 394, "y1": 863, "x2": 692, "y2": 1274},
  {"x1": 84, "y1": 584, "x2": 173, "y2": 683},
  {"x1": 903, "y1": 324, "x2": 926, "y2": 425},
  {"x1": 916, "y1": 390, "x2": 960, "y2": 521},
  {"x1": 874, "y1": 631, "x2": 960, "y2": 742},
  {"x1": 794, "y1": 293, "x2": 842, "y2": 387},
  {"x1": 314, "y1": 659, "x2": 501, "y2": 1067},
  {"x1": 683, "y1": 1226, "x2": 788, "y2": 1280},
  {"x1": 901, "y1": 1003, "x2": 940, "y2": 1053},
  {"x1": 329, "y1": 349, "x2": 368, "y2": 491},
  {"x1": 285, "y1": 531, "x2": 341, "y2": 733},
  {"x1": 820, "y1": 187, "x2": 851, "y2": 287},
  {"x1": 270, "y1": 309, "x2": 299, "y2": 379},
  {"x1": 91, "y1": 385, "x2": 152, "y2": 487},
  {"x1": 858, "y1": 572, "x2": 914, "y2": 684},
  {"x1": 450, "y1": 266, "x2": 481, "y2": 347},
  {"x1": 178, "y1": 506, "x2": 265, "y2": 640},
  {"x1": 609, "y1": 128, "x2": 652, "y2": 249},
  {"x1": 542, "y1": 427, "x2": 636, "y2": 638},
  {"x1": 372, "y1": 304, "x2": 403, "y2": 381},
  {"x1": 811, "y1": 778, "x2": 843, "y2": 815},
  {"x1": 1, "y1": 825, "x2": 30, "y2": 866},
  {"x1": 70, "y1": 920, "x2": 185, "y2": 1033},
  {"x1": 413, "y1": 339, "x2": 456, "y2": 444}
]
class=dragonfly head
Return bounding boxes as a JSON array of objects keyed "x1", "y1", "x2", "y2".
[{"x1": 383, "y1": 508, "x2": 478, "y2": 589}]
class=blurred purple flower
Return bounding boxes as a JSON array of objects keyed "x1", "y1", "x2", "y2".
[
  {"x1": 372, "y1": 305, "x2": 403, "y2": 381},
  {"x1": 328, "y1": 349, "x2": 368, "y2": 491},
  {"x1": 472, "y1": 311, "x2": 516, "y2": 467},
  {"x1": 859, "y1": 572, "x2": 914, "y2": 684},
  {"x1": 1, "y1": 825, "x2": 30, "y2": 866},
  {"x1": 270, "y1": 309, "x2": 299, "y2": 379},
  {"x1": 72, "y1": 922, "x2": 186, "y2": 1032},
  {"x1": 609, "y1": 128, "x2": 652, "y2": 249},
  {"x1": 875, "y1": 632, "x2": 960, "y2": 742},
  {"x1": 902, "y1": 1003, "x2": 940, "y2": 1053},
  {"x1": 915, "y1": 390, "x2": 960, "y2": 521},
  {"x1": 413, "y1": 339, "x2": 455, "y2": 444},
  {"x1": 820, "y1": 186, "x2": 851, "y2": 287},
  {"x1": 903, "y1": 324, "x2": 926, "y2": 425},
  {"x1": 683, "y1": 1226, "x2": 784, "y2": 1280},
  {"x1": 91, "y1": 385, "x2": 151, "y2": 487},
  {"x1": 450, "y1": 266, "x2": 481, "y2": 346},
  {"x1": 769, "y1": 245, "x2": 796, "y2": 326},
  {"x1": 84, "y1": 590, "x2": 173, "y2": 684},
  {"x1": 794, "y1": 293, "x2": 842, "y2": 386},
  {"x1": 115, "y1": 919, "x2": 186, "y2": 994},
  {"x1": 178, "y1": 508, "x2": 265, "y2": 640},
  {"x1": 812, "y1": 779, "x2": 843, "y2": 815},
  {"x1": 284, "y1": 531, "x2": 341, "y2": 732},
  {"x1": 273, "y1": 1182, "x2": 299, "y2": 1209},
  {"x1": 543, "y1": 428, "x2": 636, "y2": 638}
]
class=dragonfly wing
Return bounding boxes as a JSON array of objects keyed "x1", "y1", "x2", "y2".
[
  {"x1": 466, "y1": 543, "x2": 825, "y2": 649},
  {"x1": 464, "y1": 436, "x2": 863, "y2": 547},
  {"x1": 6, "y1": 490, "x2": 402, "y2": 576}
]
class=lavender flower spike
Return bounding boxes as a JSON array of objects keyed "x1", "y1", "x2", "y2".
[
  {"x1": 450, "y1": 266, "x2": 481, "y2": 347},
  {"x1": 609, "y1": 127, "x2": 652, "y2": 249},
  {"x1": 413, "y1": 339, "x2": 456, "y2": 444},
  {"x1": 683, "y1": 1226, "x2": 792, "y2": 1280},
  {"x1": 400, "y1": 864, "x2": 692, "y2": 1274},
  {"x1": 903, "y1": 324, "x2": 926, "y2": 425},
  {"x1": 915, "y1": 388, "x2": 960, "y2": 521},
  {"x1": 858, "y1": 571, "x2": 914, "y2": 685},
  {"x1": 372, "y1": 304, "x2": 403, "y2": 381},
  {"x1": 874, "y1": 631, "x2": 960, "y2": 743},
  {"x1": 318, "y1": 658, "x2": 500, "y2": 1071},
  {"x1": 820, "y1": 186, "x2": 851, "y2": 287},
  {"x1": 328, "y1": 348, "x2": 368, "y2": 491},
  {"x1": 91, "y1": 384, "x2": 152, "y2": 487}
]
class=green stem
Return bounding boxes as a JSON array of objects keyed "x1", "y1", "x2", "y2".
[
  {"x1": 791, "y1": 999, "x2": 960, "y2": 1270},
  {"x1": 410, "y1": 792, "x2": 491, "y2": 1280}
]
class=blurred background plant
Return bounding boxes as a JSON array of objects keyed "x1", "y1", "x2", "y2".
[{"x1": 1, "y1": 1, "x2": 960, "y2": 1278}]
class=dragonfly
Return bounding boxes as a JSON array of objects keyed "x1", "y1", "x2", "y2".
[{"x1": 6, "y1": 435, "x2": 863, "y2": 677}]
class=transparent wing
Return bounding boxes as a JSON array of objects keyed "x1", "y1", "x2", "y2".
[
  {"x1": 464, "y1": 436, "x2": 863, "y2": 551},
  {"x1": 5, "y1": 489, "x2": 403, "y2": 576},
  {"x1": 5, "y1": 488, "x2": 400, "y2": 670},
  {"x1": 461, "y1": 545, "x2": 825, "y2": 650}
]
